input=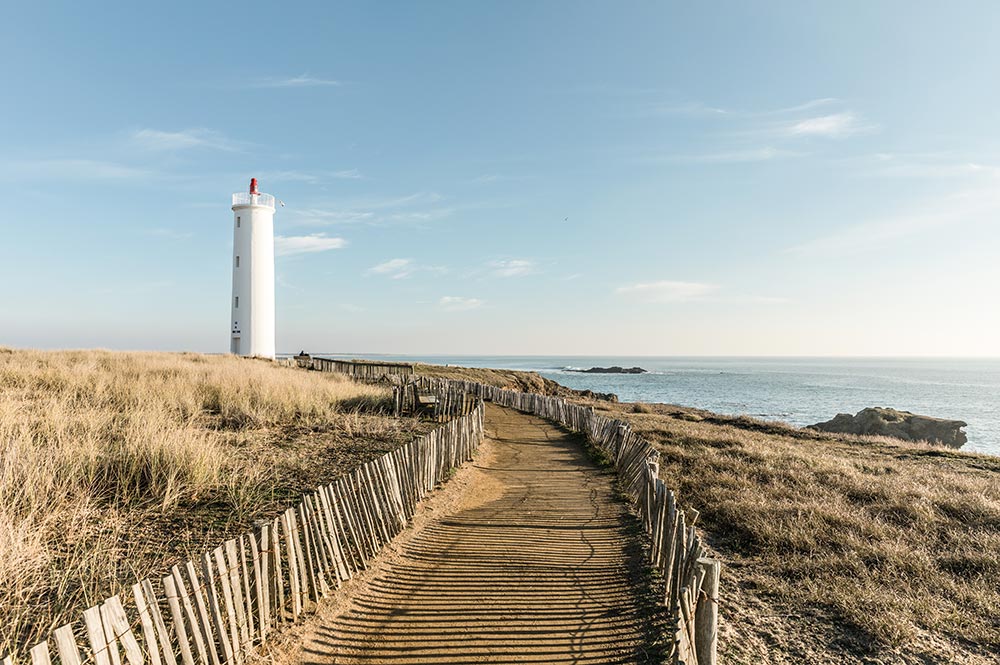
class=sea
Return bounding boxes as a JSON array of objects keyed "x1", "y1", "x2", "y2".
[{"x1": 305, "y1": 355, "x2": 1000, "y2": 456}]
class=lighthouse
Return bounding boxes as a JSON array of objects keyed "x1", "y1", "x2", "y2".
[{"x1": 230, "y1": 178, "x2": 276, "y2": 359}]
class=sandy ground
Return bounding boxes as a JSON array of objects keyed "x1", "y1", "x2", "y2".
[{"x1": 265, "y1": 404, "x2": 664, "y2": 664}]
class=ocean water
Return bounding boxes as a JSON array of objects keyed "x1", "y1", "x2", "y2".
[{"x1": 310, "y1": 355, "x2": 1000, "y2": 456}]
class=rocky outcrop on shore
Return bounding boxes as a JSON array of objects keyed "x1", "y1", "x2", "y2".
[
  {"x1": 576, "y1": 389, "x2": 619, "y2": 402},
  {"x1": 809, "y1": 407, "x2": 968, "y2": 448},
  {"x1": 571, "y1": 366, "x2": 648, "y2": 374}
]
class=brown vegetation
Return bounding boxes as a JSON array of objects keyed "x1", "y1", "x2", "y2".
[
  {"x1": 0, "y1": 349, "x2": 426, "y2": 655},
  {"x1": 414, "y1": 362, "x2": 619, "y2": 401},
  {"x1": 413, "y1": 363, "x2": 571, "y2": 394},
  {"x1": 419, "y1": 361, "x2": 999, "y2": 663},
  {"x1": 595, "y1": 400, "x2": 1000, "y2": 664}
]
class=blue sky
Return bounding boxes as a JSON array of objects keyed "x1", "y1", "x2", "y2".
[{"x1": 1, "y1": 1, "x2": 998, "y2": 355}]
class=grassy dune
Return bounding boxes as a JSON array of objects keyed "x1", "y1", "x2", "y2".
[
  {"x1": 415, "y1": 362, "x2": 1000, "y2": 663},
  {"x1": 0, "y1": 349, "x2": 423, "y2": 655},
  {"x1": 601, "y1": 402, "x2": 1000, "y2": 664},
  {"x1": 412, "y1": 363, "x2": 572, "y2": 394}
]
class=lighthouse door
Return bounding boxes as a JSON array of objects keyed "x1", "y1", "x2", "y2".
[{"x1": 231, "y1": 337, "x2": 241, "y2": 355}]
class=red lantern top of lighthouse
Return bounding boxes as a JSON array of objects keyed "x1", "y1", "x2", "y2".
[{"x1": 232, "y1": 178, "x2": 275, "y2": 209}]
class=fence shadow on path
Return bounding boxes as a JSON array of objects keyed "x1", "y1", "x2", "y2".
[{"x1": 300, "y1": 406, "x2": 666, "y2": 665}]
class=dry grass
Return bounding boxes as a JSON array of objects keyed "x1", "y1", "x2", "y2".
[
  {"x1": 415, "y1": 362, "x2": 622, "y2": 404},
  {"x1": 0, "y1": 349, "x2": 424, "y2": 656},
  {"x1": 414, "y1": 363, "x2": 570, "y2": 395},
  {"x1": 418, "y1": 362, "x2": 999, "y2": 662},
  {"x1": 596, "y1": 401, "x2": 1000, "y2": 664}
]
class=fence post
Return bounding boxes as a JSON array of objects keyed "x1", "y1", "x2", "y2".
[{"x1": 694, "y1": 558, "x2": 720, "y2": 665}]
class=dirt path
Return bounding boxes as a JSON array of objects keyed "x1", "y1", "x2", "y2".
[{"x1": 291, "y1": 404, "x2": 662, "y2": 664}]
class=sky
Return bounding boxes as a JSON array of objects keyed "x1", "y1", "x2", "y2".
[{"x1": 1, "y1": 1, "x2": 998, "y2": 356}]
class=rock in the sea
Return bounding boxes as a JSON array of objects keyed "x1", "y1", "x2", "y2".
[
  {"x1": 809, "y1": 407, "x2": 967, "y2": 448},
  {"x1": 574, "y1": 366, "x2": 648, "y2": 374}
]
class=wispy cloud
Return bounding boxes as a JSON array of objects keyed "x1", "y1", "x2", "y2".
[
  {"x1": 366, "y1": 258, "x2": 448, "y2": 279},
  {"x1": 858, "y1": 153, "x2": 1000, "y2": 179},
  {"x1": 782, "y1": 111, "x2": 875, "y2": 138},
  {"x1": 367, "y1": 258, "x2": 414, "y2": 279},
  {"x1": 490, "y1": 259, "x2": 537, "y2": 277},
  {"x1": 255, "y1": 74, "x2": 342, "y2": 88},
  {"x1": 363, "y1": 192, "x2": 444, "y2": 208},
  {"x1": 616, "y1": 280, "x2": 718, "y2": 303},
  {"x1": 261, "y1": 169, "x2": 363, "y2": 185},
  {"x1": 763, "y1": 98, "x2": 841, "y2": 115},
  {"x1": 639, "y1": 101, "x2": 730, "y2": 117},
  {"x1": 469, "y1": 174, "x2": 529, "y2": 184},
  {"x1": 653, "y1": 146, "x2": 797, "y2": 164},
  {"x1": 439, "y1": 296, "x2": 484, "y2": 311},
  {"x1": 697, "y1": 147, "x2": 793, "y2": 163},
  {"x1": 287, "y1": 192, "x2": 452, "y2": 227},
  {"x1": 293, "y1": 209, "x2": 376, "y2": 225},
  {"x1": 379, "y1": 209, "x2": 455, "y2": 224},
  {"x1": 3, "y1": 158, "x2": 151, "y2": 180},
  {"x1": 274, "y1": 233, "x2": 347, "y2": 256},
  {"x1": 635, "y1": 96, "x2": 840, "y2": 119},
  {"x1": 787, "y1": 183, "x2": 1000, "y2": 255},
  {"x1": 627, "y1": 98, "x2": 870, "y2": 166},
  {"x1": 132, "y1": 128, "x2": 239, "y2": 151}
]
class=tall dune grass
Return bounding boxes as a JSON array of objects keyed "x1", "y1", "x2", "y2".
[
  {"x1": 606, "y1": 403, "x2": 1000, "y2": 663},
  {"x1": 0, "y1": 349, "x2": 402, "y2": 655}
]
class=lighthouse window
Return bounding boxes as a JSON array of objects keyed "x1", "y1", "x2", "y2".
[
  {"x1": 235, "y1": 256, "x2": 240, "y2": 268},
  {"x1": 237, "y1": 217, "x2": 241, "y2": 228},
  {"x1": 234, "y1": 296, "x2": 239, "y2": 308}
]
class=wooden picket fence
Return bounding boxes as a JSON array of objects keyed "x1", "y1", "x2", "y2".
[
  {"x1": 308, "y1": 359, "x2": 721, "y2": 665},
  {"x1": 4, "y1": 401, "x2": 484, "y2": 665},
  {"x1": 305, "y1": 356, "x2": 414, "y2": 379},
  {"x1": 392, "y1": 377, "x2": 480, "y2": 422}
]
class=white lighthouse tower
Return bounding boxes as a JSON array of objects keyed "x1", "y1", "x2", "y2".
[{"x1": 230, "y1": 178, "x2": 276, "y2": 359}]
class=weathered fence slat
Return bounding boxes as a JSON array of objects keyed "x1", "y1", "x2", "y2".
[
  {"x1": 103, "y1": 596, "x2": 144, "y2": 665},
  {"x1": 170, "y1": 566, "x2": 209, "y2": 665},
  {"x1": 223, "y1": 540, "x2": 249, "y2": 653},
  {"x1": 248, "y1": 530, "x2": 266, "y2": 641},
  {"x1": 199, "y1": 554, "x2": 233, "y2": 665},
  {"x1": 53, "y1": 625, "x2": 83, "y2": 665},
  {"x1": 695, "y1": 558, "x2": 720, "y2": 665},
  {"x1": 316, "y1": 487, "x2": 350, "y2": 582},
  {"x1": 238, "y1": 536, "x2": 256, "y2": 645},
  {"x1": 295, "y1": 503, "x2": 321, "y2": 603},
  {"x1": 288, "y1": 510, "x2": 311, "y2": 610},
  {"x1": 280, "y1": 511, "x2": 302, "y2": 618},
  {"x1": 141, "y1": 579, "x2": 178, "y2": 665},
  {"x1": 28, "y1": 642, "x2": 50, "y2": 665},
  {"x1": 183, "y1": 561, "x2": 219, "y2": 665},
  {"x1": 161, "y1": 576, "x2": 194, "y2": 665},
  {"x1": 210, "y1": 548, "x2": 242, "y2": 665},
  {"x1": 270, "y1": 516, "x2": 285, "y2": 623},
  {"x1": 131, "y1": 583, "x2": 162, "y2": 665},
  {"x1": 97, "y1": 604, "x2": 122, "y2": 665}
]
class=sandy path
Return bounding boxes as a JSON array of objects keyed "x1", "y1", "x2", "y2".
[{"x1": 292, "y1": 405, "x2": 661, "y2": 664}]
